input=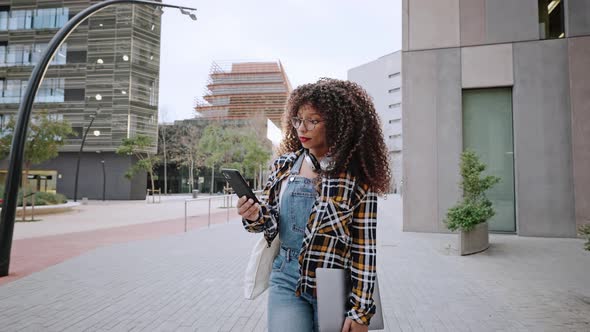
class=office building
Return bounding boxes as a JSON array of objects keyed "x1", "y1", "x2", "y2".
[
  {"x1": 0, "y1": 0, "x2": 162, "y2": 200},
  {"x1": 402, "y1": 0, "x2": 589, "y2": 236},
  {"x1": 348, "y1": 51, "x2": 402, "y2": 193}
]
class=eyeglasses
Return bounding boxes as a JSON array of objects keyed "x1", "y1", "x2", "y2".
[{"x1": 291, "y1": 117, "x2": 324, "y2": 131}]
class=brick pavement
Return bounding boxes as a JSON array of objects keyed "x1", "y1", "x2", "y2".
[
  {"x1": 1, "y1": 208, "x2": 239, "y2": 286},
  {"x1": 0, "y1": 196, "x2": 588, "y2": 331}
]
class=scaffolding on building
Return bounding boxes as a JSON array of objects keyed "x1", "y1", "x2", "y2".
[{"x1": 195, "y1": 60, "x2": 292, "y2": 128}]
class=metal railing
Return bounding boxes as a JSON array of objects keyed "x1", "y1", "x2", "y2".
[{"x1": 183, "y1": 190, "x2": 263, "y2": 232}]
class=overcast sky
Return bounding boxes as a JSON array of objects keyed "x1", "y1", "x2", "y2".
[{"x1": 158, "y1": 0, "x2": 402, "y2": 122}]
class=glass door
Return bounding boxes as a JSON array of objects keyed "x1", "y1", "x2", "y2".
[{"x1": 463, "y1": 88, "x2": 516, "y2": 232}]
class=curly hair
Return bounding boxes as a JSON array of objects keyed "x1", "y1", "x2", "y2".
[{"x1": 278, "y1": 78, "x2": 391, "y2": 195}]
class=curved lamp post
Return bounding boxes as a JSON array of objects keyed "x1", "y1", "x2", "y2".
[{"x1": 0, "y1": 0, "x2": 197, "y2": 277}]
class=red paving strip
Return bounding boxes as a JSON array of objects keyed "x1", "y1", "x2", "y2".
[{"x1": 0, "y1": 209, "x2": 241, "y2": 286}]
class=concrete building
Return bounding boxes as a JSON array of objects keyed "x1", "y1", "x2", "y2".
[
  {"x1": 348, "y1": 51, "x2": 402, "y2": 193},
  {"x1": 402, "y1": 0, "x2": 590, "y2": 237},
  {"x1": 0, "y1": 1, "x2": 162, "y2": 200},
  {"x1": 195, "y1": 60, "x2": 292, "y2": 130}
]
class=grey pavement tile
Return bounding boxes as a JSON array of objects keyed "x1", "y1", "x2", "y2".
[{"x1": 0, "y1": 196, "x2": 588, "y2": 331}]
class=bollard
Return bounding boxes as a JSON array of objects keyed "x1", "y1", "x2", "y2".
[{"x1": 184, "y1": 200, "x2": 188, "y2": 232}]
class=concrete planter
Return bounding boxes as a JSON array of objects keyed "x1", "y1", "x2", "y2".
[
  {"x1": 0, "y1": 202, "x2": 80, "y2": 218},
  {"x1": 460, "y1": 222, "x2": 489, "y2": 256}
]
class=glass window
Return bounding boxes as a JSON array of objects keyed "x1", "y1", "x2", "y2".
[
  {"x1": 54, "y1": 43, "x2": 67, "y2": 64},
  {"x1": 0, "y1": 7, "x2": 9, "y2": 31},
  {"x1": 23, "y1": 45, "x2": 32, "y2": 65},
  {"x1": 25, "y1": 9, "x2": 33, "y2": 29},
  {"x1": 3, "y1": 8, "x2": 67, "y2": 31},
  {"x1": 6, "y1": 44, "x2": 32, "y2": 65},
  {"x1": 6, "y1": 45, "x2": 18, "y2": 65},
  {"x1": 36, "y1": 79, "x2": 50, "y2": 102},
  {"x1": 31, "y1": 43, "x2": 45, "y2": 64},
  {"x1": 4, "y1": 80, "x2": 22, "y2": 103},
  {"x1": 36, "y1": 78, "x2": 65, "y2": 103},
  {"x1": 539, "y1": 0, "x2": 565, "y2": 39},
  {"x1": 0, "y1": 78, "x2": 64, "y2": 103},
  {"x1": 34, "y1": 8, "x2": 57, "y2": 29},
  {"x1": 8, "y1": 10, "x2": 33, "y2": 30},
  {"x1": 0, "y1": 44, "x2": 5, "y2": 66},
  {"x1": 8, "y1": 11, "x2": 20, "y2": 30}
]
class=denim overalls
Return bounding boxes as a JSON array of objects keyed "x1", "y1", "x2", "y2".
[{"x1": 267, "y1": 154, "x2": 320, "y2": 332}]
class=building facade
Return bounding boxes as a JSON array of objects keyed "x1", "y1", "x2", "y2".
[
  {"x1": 195, "y1": 60, "x2": 292, "y2": 130},
  {"x1": 402, "y1": 0, "x2": 589, "y2": 237},
  {"x1": 348, "y1": 51, "x2": 402, "y2": 193},
  {"x1": 0, "y1": 0, "x2": 162, "y2": 200}
]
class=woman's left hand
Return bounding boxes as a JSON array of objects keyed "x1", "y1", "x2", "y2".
[{"x1": 341, "y1": 318, "x2": 368, "y2": 332}]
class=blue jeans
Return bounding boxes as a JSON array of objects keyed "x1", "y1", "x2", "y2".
[
  {"x1": 267, "y1": 170, "x2": 319, "y2": 332},
  {"x1": 267, "y1": 247, "x2": 319, "y2": 332}
]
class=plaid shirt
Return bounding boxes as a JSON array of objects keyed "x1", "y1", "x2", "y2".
[{"x1": 242, "y1": 149, "x2": 378, "y2": 325}]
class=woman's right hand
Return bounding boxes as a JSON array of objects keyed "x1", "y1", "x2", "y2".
[{"x1": 237, "y1": 196, "x2": 261, "y2": 222}]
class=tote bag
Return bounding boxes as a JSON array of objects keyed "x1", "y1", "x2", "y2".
[{"x1": 244, "y1": 234, "x2": 280, "y2": 300}]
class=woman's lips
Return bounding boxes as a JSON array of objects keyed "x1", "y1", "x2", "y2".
[{"x1": 299, "y1": 137, "x2": 310, "y2": 143}]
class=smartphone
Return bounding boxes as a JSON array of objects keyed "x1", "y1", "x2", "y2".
[{"x1": 221, "y1": 169, "x2": 260, "y2": 203}]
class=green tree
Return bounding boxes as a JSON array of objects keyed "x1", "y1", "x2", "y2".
[
  {"x1": 116, "y1": 135, "x2": 159, "y2": 196},
  {"x1": 167, "y1": 123, "x2": 204, "y2": 192},
  {"x1": 198, "y1": 124, "x2": 230, "y2": 194},
  {"x1": 0, "y1": 112, "x2": 72, "y2": 219},
  {"x1": 445, "y1": 150, "x2": 501, "y2": 232},
  {"x1": 241, "y1": 133, "x2": 271, "y2": 189},
  {"x1": 192, "y1": 122, "x2": 272, "y2": 193}
]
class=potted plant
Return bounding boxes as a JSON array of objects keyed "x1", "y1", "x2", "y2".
[
  {"x1": 445, "y1": 150, "x2": 500, "y2": 255},
  {"x1": 579, "y1": 224, "x2": 590, "y2": 251}
]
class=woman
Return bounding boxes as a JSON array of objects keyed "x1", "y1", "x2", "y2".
[{"x1": 238, "y1": 78, "x2": 390, "y2": 332}]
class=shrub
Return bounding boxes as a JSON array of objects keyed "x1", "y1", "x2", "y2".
[
  {"x1": 33, "y1": 192, "x2": 67, "y2": 206},
  {"x1": 445, "y1": 150, "x2": 500, "y2": 232},
  {"x1": 579, "y1": 224, "x2": 590, "y2": 251},
  {"x1": 0, "y1": 185, "x2": 67, "y2": 206}
]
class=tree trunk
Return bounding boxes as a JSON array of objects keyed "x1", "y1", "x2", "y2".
[
  {"x1": 163, "y1": 128, "x2": 167, "y2": 195},
  {"x1": 149, "y1": 169, "x2": 155, "y2": 197},
  {"x1": 254, "y1": 169, "x2": 257, "y2": 190},
  {"x1": 189, "y1": 160, "x2": 194, "y2": 192},
  {"x1": 259, "y1": 164, "x2": 263, "y2": 190},
  {"x1": 22, "y1": 164, "x2": 30, "y2": 221},
  {"x1": 210, "y1": 166, "x2": 214, "y2": 194}
]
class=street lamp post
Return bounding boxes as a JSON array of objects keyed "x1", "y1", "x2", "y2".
[
  {"x1": 73, "y1": 112, "x2": 99, "y2": 202},
  {"x1": 101, "y1": 160, "x2": 106, "y2": 201},
  {"x1": 0, "y1": 0, "x2": 197, "y2": 277}
]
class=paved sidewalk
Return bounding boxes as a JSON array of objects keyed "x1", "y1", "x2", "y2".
[
  {"x1": 1, "y1": 209, "x2": 239, "y2": 286},
  {"x1": 0, "y1": 196, "x2": 589, "y2": 331},
  {"x1": 13, "y1": 194, "x2": 233, "y2": 240}
]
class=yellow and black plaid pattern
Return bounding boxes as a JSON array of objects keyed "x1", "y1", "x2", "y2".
[{"x1": 242, "y1": 149, "x2": 378, "y2": 325}]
